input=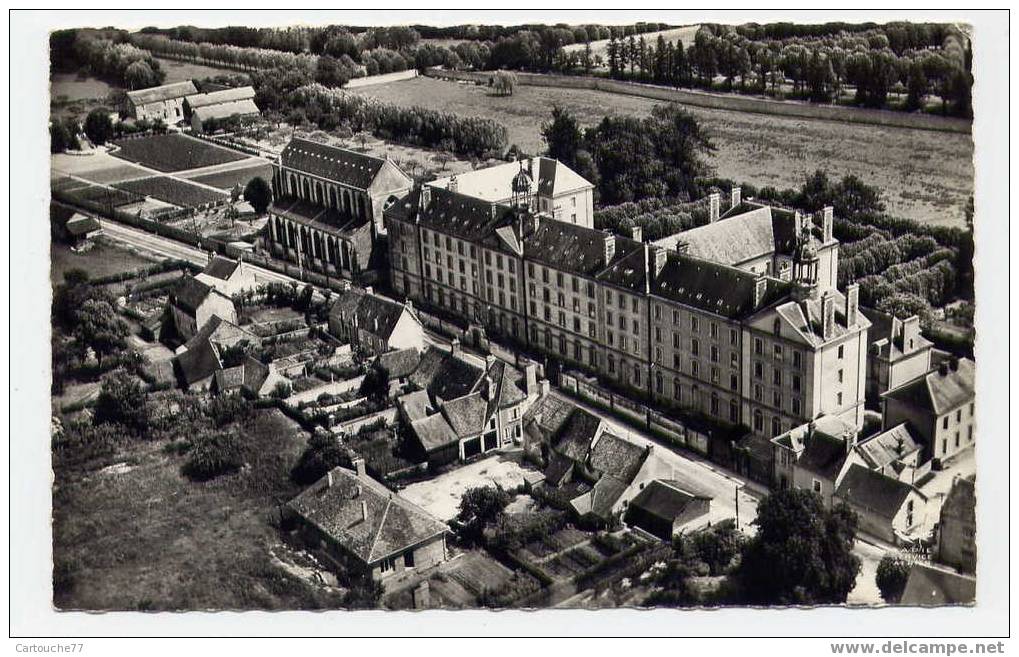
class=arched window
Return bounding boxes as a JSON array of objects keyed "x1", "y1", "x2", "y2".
[{"x1": 772, "y1": 417, "x2": 782, "y2": 437}]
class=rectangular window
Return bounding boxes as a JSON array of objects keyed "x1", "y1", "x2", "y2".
[
  {"x1": 730, "y1": 328, "x2": 738, "y2": 346},
  {"x1": 838, "y1": 345, "x2": 845, "y2": 359},
  {"x1": 793, "y1": 351, "x2": 802, "y2": 370},
  {"x1": 755, "y1": 338, "x2": 763, "y2": 355}
]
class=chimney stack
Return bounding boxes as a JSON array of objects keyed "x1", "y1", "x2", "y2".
[
  {"x1": 353, "y1": 458, "x2": 366, "y2": 478},
  {"x1": 448, "y1": 174, "x2": 458, "y2": 193},
  {"x1": 938, "y1": 362, "x2": 949, "y2": 376},
  {"x1": 485, "y1": 354, "x2": 497, "y2": 369},
  {"x1": 730, "y1": 186, "x2": 741, "y2": 210},
  {"x1": 949, "y1": 356, "x2": 960, "y2": 372},
  {"x1": 674, "y1": 240, "x2": 690, "y2": 255},
  {"x1": 821, "y1": 206, "x2": 834, "y2": 243},
  {"x1": 629, "y1": 224, "x2": 643, "y2": 242},
  {"x1": 524, "y1": 362, "x2": 538, "y2": 396},
  {"x1": 603, "y1": 232, "x2": 616, "y2": 265},
  {"x1": 326, "y1": 470, "x2": 334, "y2": 488},
  {"x1": 753, "y1": 273, "x2": 768, "y2": 309},
  {"x1": 482, "y1": 375, "x2": 493, "y2": 401},
  {"x1": 708, "y1": 192, "x2": 720, "y2": 223},
  {"x1": 845, "y1": 283, "x2": 859, "y2": 327},
  {"x1": 491, "y1": 203, "x2": 498, "y2": 219},
  {"x1": 821, "y1": 291, "x2": 835, "y2": 340},
  {"x1": 365, "y1": 286, "x2": 374, "y2": 296},
  {"x1": 793, "y1": 211, "x2": 803, "y2": 237},
  {"x1": 420, "y1": 185, "x2": 431, "y2": 209},
  {"x1": 450, "y1": 338, "x2": 460, "y2": 356},
  {"x1": 652, "y1": 245, "x2": 668, "y2": 279},
  {"x1": 901, "y1": 316, "x2": 920, "y2": 354}
]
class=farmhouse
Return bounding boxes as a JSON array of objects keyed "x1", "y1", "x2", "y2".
[
  {"x1": 882, "y1": 357, "x2": 975, "y2": 465},
  {"x1": 125, "y1": 80, "x2": 198, "y2": 124},
  {"x1": 428, "y1": 156, "x2": 595, "y2": 228},
  {"x1": 166, "y1": 275, "x2": 238, "y2": 341},
  {"x1": 60, "y1": 212, "x2": 103, "y2": 249},
  {"x1": 327, "y1": 287, "x2": 424, "y2": 356},
  {"x1": 190, "y1": 98, "x2": 261, "y2": 133},
  {"x1": 184, "y1": 85, "x2": 256, "y2": 114},
  {"x1": 267, "y1": 138, "x2": 413, "y2": 279},
  {"x1": 624, "y1": 479, "x2": 713, "y2": 540},
  {"x1": 387, "y1": 183, "x2": 870, "y2": 446},
  {"x1": 287, "y1": 461, "x2": 449, "y2": 580},
  {"x1": 171, "y1": 316, "x2": 259, "y2": 392}
]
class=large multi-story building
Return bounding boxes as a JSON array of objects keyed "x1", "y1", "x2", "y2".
[
  {"x1": 265, "y1": 138, "x2": 413, "y2": 279},
  {"x1": 384, "y1": 177, "x2": 870, "y2": 446}
]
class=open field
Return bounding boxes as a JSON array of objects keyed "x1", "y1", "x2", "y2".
[
  {"x1": 563, "y1": 25, "x2": 700, "y2": 60},
  {"x1": 112, "y1": 134, "x2": 248, "y2": 172},
  {"x1": 114, "y1": 176, "x2": 227, "y2": 207},
  {"x1": 352, "y1": 76, "x2": 974, "y2": 226},
  {"x1": 51, "y1": 409, "x2": 347, "y2": 611},
  {"x1": 153, "y1": 56, "x2": 243, "y2": 82},
  {"x1": 50, "y1": 238, "x2": 158, "y2": 286}
]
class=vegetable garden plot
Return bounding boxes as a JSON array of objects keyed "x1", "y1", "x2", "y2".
[
  {"x1": 111, "y1": 133, "x2": 247, "y2": 172},
  {"x1": 114, "y1": 176, "x2": 226, "y2": 207}
]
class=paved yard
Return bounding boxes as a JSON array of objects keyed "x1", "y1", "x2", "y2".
[{"x1": 399, "y1": 452, "x2": 538, "y2": 521}]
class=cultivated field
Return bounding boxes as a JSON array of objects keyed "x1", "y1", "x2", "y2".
[
  {"x1": 153, "y1": 56, "x2": 242, "y2": 83},
  {"x1": 351, "y1": 76, "x2": 974, "y2": 226},
  {"x1": 186, "y1": 162, "x2": 273, "y2": 190},
  {"x1": 114, "y1": 176, "x2": 227, "y2": 207},
  {"x1": 112, "y1": 134, "x2": 248, "y2": 172}
]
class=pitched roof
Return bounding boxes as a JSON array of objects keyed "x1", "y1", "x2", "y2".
[
  {"x1": 329, "y1": 290, "x2": 410, "y2": 342},
  {"x1": 587, "y1": 474, "x2": 629, "y2": 518},
  {"x1": 288, "y1": 466, "x2": 448, "y2": 565},
  {"x1": 411, "y1": 413, "x2": 458, "y2": 452},
  {"x1": 773, "y1": 414, "x2": 857, "y2": 452},
  {"x1": 883, "y1": 359, "x2": 975, "y2": 416},
  {"x1": 126, "y1": 81, "x2": 198, "y2": 106},
  {"x1": 202, "y1": 255, "x2": 241, "y2": 281},
  {"x1": 184, "y1": 314, "x2": 256, "y2": 352},
  {"x1": 589, "y1": 432, "x2": 648, "y2": 482},
  {"x1": 170, "y1": 275, "x2": 213, "y2": 314},
  {"x1": 409, "y1": 346, "x2": 484, "y2": 402},
  {"x1": 281, "y1": 137, "x2": 388, "y2": 190},
  {"x1": 185, "y1": 85, "x2": 256, "y2": 109},
  {"x1": 769, "y1": 289, "x2": 871, "y2": 346},
  {"x1": 526, "y1": 220, "x2": 635, "y2": 277},
  {"x1": 175, "y1": 338, "x2": 222, "y2": 385},
  {"x1": 855, "y1": 423, "x2": 922, "y2": 470},
  {"x1": 653, "y1": 205, "x2": 799, "y2": 266},
  {"x1": 523, "y1": 392, "x2": 573, "y2": 435},
  {"x1": 65, "y1": 213, "x2": 101, "y2": 236},
  {"x1": 834, "y1": 464, "x2": 921, "y2": 519},
  {"x1": 214, "y1": 364, "x2": 245, "y2": 391},
  {"x1": 798, "y1": 430, "x2": 849, "y2": 481},
  {"x1": 900, "y1": 563, "x2": 975, "y2": 606},
  {"x1": 428, "y1": 157, "x2": 591, "y2": 203},
  {"x1": 405, "y1": 185, "x2": 518, "y2": 242},
  {"x1": 397, "y1": 389, "x2": 433, "y2": 422},
  {"x1": 861, "y1": 307, "x2": 933, "y2": 360},
  {"x1": 441, "y1": 392, "x2": 490, "y2": 438},
  {"x1": 192, "y1": 98, "x2": 261, "y2": 122},
  {"x1": 652, "y1": 250, "x2": 785, "y2": 319},
  {"x1": 377, "y1": 347, "x2": 421, "y2": 380},
  {"x1": 627, "y1": 479, "x2": 712, "y2": 524},
  {"x1": 552, "y1": 407, "x2": 603, "y2": 463}
]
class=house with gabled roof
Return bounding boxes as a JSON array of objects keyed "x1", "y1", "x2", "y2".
[
  {"x1": 287, "y1": 461, "x2": 449, "y2": 580},
  {"x1": 267, "y1": 137, "x2": 413, "y2": 279},
  {"x1": 850, "y1": 423, "x2": 924, "y2": 484},
  {"x1": 834, "y1": 463, "x2": 928, "y2": 544},
  {"x1": 327, "y1": 287, "x2": 424, "y2": 356},
  {"x1": 862, "y1": 307, "x2": 934, "y2": 405},
  {"x1": 166, "y1": 275, "x2": 237, "y2": 342},
  {"x1": 195, "y1": 255, "x2": 249, "y2": 297},
  {"x1": 125, "y1": 80, "x2": 198, "y2": 123},
  {"x1": 771, "y1": 414, "x2": 857, "y2": 502},
  {"x1": 624, "y1": 479, "x2": 713, "y2": 540},
  {"x1": 882, "y1": 357, "x2": 975, "y2": 465}
]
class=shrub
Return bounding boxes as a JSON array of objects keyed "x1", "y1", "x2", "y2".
[
  {"x1": 876, "y1": 555, "x2": 912, "y2": 603},
  {"x1": 182, "y1": 429, "x2": 245, "y2": 481}
]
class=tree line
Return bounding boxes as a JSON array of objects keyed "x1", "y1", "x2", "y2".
[
  {"x1": 52, "y1": 30, "x2": 167, "y2": 90},
  {"x1": 591, "y1": 23, "x2": 972, "y2": 116}
]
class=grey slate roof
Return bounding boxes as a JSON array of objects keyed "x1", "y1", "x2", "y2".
[
  {"x1": 170, "y1": 275, "x2": 214, "y2": 314},
  {"x1": 126, "y1": 81, "x2": 198, "y2": 106},
  {"x1": 834, "y1": 464, "x2": 920, "y2": 520},
  {"x1": 288, "y1": 466, "x2": 448, "y2": 565},
  {"x1": 627, "y1": 479, "x2": 712, "y2": 524},
  {"x1": 202, "y1": 255, "x2": 240, "y2": 281},
  {"x1": 185, "y1": 85, "x2": 256, "y2": 109},
  {"x1": 281, "y1": 137, "x2": 388, "y2": 190},
  {"x1": 883, "y1": 359, "x2": 975, "y2": 416}
]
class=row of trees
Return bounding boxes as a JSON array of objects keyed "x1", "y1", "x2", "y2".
[
  {"x1": 287, "y1": 83, "x2": 507, "y2": 158},
  {"x1": 595, "y1": 25, "x2": 971, "y2": 115}
]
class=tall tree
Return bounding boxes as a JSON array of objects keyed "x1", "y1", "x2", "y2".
[
  {"x1": 83, "y1": 108, "x2": 114, "y2": 146},
  {"x1": 541, "y1": 105, "x2": 582, "y2": 169},
  {"x1": 736, "y1": 489, "x2": 861, "y2": 605},
  {"x1": 243, "y1": 176, "x2": 273, "y2": 214}
]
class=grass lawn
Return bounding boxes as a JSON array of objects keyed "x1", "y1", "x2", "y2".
[
  {"x1": 352, "y1": 76, "x2": 974, "y2": 226},
  {"x1": 51, "y1": 408, "x2": 348, "y2": 611},
  {"x1": 111, "y1": 134, "x2": 247, "y2": 173},
  {"x1": 50, "y1": 239, "x2": 158, "y2": 287},
  {"x1": 115, "y1": 176, "x2": 227, "y2": 207}
]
